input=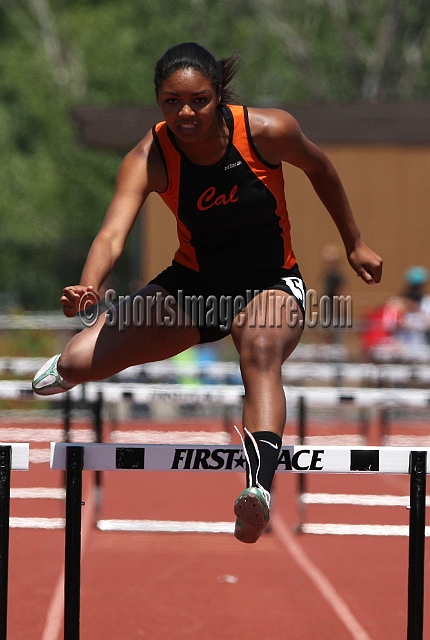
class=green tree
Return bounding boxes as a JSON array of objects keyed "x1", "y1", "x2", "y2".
[
  {"x1": 247, "y1": 0, "x2": 430, "y2": 103},
  {"x1": 1, "y1": 0, "x2": 430, "y2": 309}
]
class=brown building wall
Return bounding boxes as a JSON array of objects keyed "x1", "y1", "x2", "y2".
[{"x1": 142, "y1": 144, "x2": 430, "y2": 321}]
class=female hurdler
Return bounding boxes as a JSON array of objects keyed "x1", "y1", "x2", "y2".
[{"x1": 33, "y1": 42, "x2": 382, "y2": 543}]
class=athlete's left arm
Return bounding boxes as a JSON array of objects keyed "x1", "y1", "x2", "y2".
[{"x1": 249, "y1": 108, "x2": 383, "y2": 285}]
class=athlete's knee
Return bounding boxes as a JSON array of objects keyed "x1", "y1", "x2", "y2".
[
  {"x1": 58, "y1": 340, "x2": 93, "y2": 384},
  {"x1": 239, "y1": 332, "x2": 282, "y2": 374}
]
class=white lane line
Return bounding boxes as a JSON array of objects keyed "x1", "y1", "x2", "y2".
[
  {"x1": 272, "y1": 512, "x2": 372, "y2": 640},
  {"x1": 41, "y1": 479, "x2": 95, "y2": 640},
  {"x1": 302, "y1": 492, "x2": 419, "y2": 507},
  {"x1": 29, "y1": 449, "x2": 51, "y2": 464},
  {"x1": 0, "y1": 428, "x2": 231, "y2": 444},
  {"x1": 10, "y1": 518, "x2": 418, "y2": 536},
  {"x1": 29, "y1": 449, "x2": 52, "y2": 464},
  {"x1": 301, "y1": 523, "x2": 430, "y2": 537},
  {"x1": 385, "y1": 435, "x2": 430, "y2": 446},
  {"x1": 97, "y1": 519, "x2": 234, "y2": 533},
  {"x1": 283, "y1": 435, "x2": 366, "y2": 445},
  {"x1": 0, "y1": 428, "x2": 95, "y2": 442},
  {"x1": 10, "y1": 518, "x2": 64, "y2": 529},
  {"x1": 110, "y1": 430, "x2": 231, "y2": 444},
  {"x1": 11, "y1": 487, "x2": 65, "y2": 499}
]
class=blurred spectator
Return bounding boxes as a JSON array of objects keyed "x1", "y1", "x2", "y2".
[
  {"x1": 382, "y1": 266, "x2": 430, "y2": 346},
  {"x1": 320, "y1": 245, "x2": 346, "y2": 343},
  {"x1": 321, "y1": 245, "x2": 345, "y2": 300},
  {"x1": 361, "y1": 266, "x2": 430, "y2": 361}
]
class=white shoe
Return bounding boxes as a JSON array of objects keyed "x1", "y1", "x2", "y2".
[{"x1": 32, "y1": 355, "x2": 76, "y2": 396}]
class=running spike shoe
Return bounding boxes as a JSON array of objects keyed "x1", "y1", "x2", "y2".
[
  {"x1": 32, "y1": 354, "x2": 75, "y2": 396},
  {"x1": 234, "y1": 486, "x2": 271, "y2": 544}
]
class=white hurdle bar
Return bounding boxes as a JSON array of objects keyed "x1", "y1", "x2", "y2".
[
  {"x1": 30, "y1": 381, "x2": 430, "y2": 407},
  {"x1": 5, "y1": 355, "x2": 430, "y2": 385},
  {"x1": 0, "y1": 378, "x2": 427, "y2": 445},
  {"x1": 0, "y1": 444, "x2": 30, "y2": 640},
  {"x1": 51, "y1": 443, "x2": 427, "y2": 640},
  {"x1": 23, "y1": 380, "x2": 430, "y2": 448},
  {"x1": 51, "y1": 442, "x2": 429, "y2": 474},
  {"x1": 0, "y1": 377, "x2": 422, "y2": 409}
]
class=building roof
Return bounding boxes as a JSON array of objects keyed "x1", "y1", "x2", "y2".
[{"x1": 72, "y1": 102, "x2": 430, "y2": 149}]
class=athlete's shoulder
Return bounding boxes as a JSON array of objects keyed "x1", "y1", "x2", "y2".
[
  {"x1": 117, "y1": 128, "x2": 167, "y2": 193},
  {"x1": 247, "y1": 107, "x2": 302, "y2": 141},
  {"x1": 246, "y1": 107, "x2": 316, "y2": 166}
]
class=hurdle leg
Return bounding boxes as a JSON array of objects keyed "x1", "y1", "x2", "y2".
[
  {"x1": 407, "y1": 450, "x2": 427, "y2": 640},
  {"x1": 295, "y1": 396, "x2": 307, "y2": 532},
  {"x1": 92, "y1": 393, "x2": 103, "y2": 526},
  {"x1": 63, "y1": 393, "x2": 72, "y2": 443},
  {"x1": 222, "y1": 404, "x2": 233, "y2": 438},
  {"x1": 62, "y1": 394, "x2": 72, "y2": 492},
  {"x1": 379, "y1": 406, "x2": 390, "y2": 443},
  {"x1": 64, "y1": 446, "x2": 84, "y2": 640},
  {"x1": 0, "y1": 446, "x2": 11, "y2": 640},
  {"x1": 358, "y1": 406, "x2": 370, "y2": 443}
]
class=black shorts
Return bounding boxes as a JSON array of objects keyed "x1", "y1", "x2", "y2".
[{"x1": 149, "y1": 260, "x2": 306, "y2": 343}]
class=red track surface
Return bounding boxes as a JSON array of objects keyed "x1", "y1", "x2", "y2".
[{"x1": 4, "y1": 417, "x2": 430, "y2": 639}]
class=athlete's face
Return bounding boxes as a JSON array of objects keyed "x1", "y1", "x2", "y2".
[{"x1": 157, "y1": 68, "x2": 221, "y2": 142}]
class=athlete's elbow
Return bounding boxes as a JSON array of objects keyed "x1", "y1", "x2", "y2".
[{"x1": 95, "y1": 230, "x2": 126, "y2": 261}]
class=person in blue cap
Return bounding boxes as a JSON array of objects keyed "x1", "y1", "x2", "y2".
[
  {"x1": 383, "y1": 266, "x2": 430, "y2": 347},
  {"x1": 405, "y1": 266, "x2": 429, "y2": 288}
]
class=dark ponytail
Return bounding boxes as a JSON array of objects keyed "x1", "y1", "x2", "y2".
[
  {"x1": 154, "y1": 42, "x2": 241, "y2": 105},
  {"x1": 218, "y1": 54, "x2": 241, "y2": 104}
]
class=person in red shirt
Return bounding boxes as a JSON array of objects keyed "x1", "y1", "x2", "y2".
[{"x1": 33, "y1": 42, "x2": 382, "y2": 543}]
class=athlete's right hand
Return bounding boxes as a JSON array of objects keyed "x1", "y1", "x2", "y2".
[{"x1": 60, "y1": 285, "x2": 100, "y2": 318}]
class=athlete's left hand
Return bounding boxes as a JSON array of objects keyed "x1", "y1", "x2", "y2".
[{"x1": 347, "y1": 242, "x2": 383, "y2": 285}]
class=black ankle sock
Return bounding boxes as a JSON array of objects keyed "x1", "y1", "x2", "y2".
[{"x1": 244, "y1": 430, "x2": 282, "y2": 493}]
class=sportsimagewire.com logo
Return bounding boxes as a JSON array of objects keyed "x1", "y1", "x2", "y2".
[{"x1": 77, "y1": 288, "x2": 353, "y2": 331}]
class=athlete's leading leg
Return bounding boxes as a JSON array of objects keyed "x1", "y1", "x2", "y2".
[
  {"x1": 33, "y1": 285, "x2": 200, "y2": 395},
  {"x1": 230, "y1": 290, "x2": 304, "y2": 543}
]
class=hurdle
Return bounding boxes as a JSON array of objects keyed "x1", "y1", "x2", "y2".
[
  {"x1": 51, "y1": 382, "x2": 430, "y2": 525},
  {"x1": 0, "y1": 443, "x2": 30, "y2": 640},
  {"x1": 50, "y1": 381, "x2": 430, "y2": 412},
  {"x1": 9, "y1": 377, "x2": 429, "y2": 448},
  {"x1": 51, "y1": 443, "x2": 427, "y2": 640},
  {"x1": 9, "y1": 354, "x2": 430, "y2": 386},
  {"x1": 27, "y1": 380, "x2": 430, "y2": 446}
]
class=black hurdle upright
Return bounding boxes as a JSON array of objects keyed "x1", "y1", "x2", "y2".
[
  {"x1": 0, "y1": 446, "x2": 11, "y2": 640},
  {"x1": 295, "y1": 396, "x2": 307, "y2": 531},
  {"x1": 64, "y1": 446, "x2": 84, "y2": 640},
  {"x1": 63, "y1": 392, "x2": 72, "y2": 443},
  {"x1": 407, "y1": 450, "x2": 427, "y2": 640},
  {"x1": 92, "y1": 392, "x2": 103, "y2": 525}
]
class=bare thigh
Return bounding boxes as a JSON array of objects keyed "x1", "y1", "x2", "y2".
[{"x1": 59, "y1": 285, "x2": 200, "y2": 384}]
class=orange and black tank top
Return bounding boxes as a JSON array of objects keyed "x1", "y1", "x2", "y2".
[{"x1": 152, "y1": 104, "x2": 296, "y2": 276}]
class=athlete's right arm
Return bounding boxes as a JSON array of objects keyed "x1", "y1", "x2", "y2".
[{"x1": 61, "y1": 131, "x2": 167, "y2": 317}]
